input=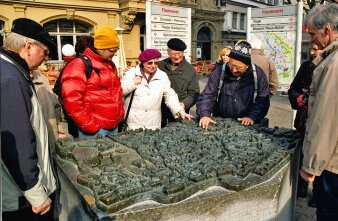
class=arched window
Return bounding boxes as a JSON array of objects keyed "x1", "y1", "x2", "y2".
[
  {"x1": 44, "y1": 19, "x2": 92, "y2": 61},
  {"x1": 0, "y1": 21, "x2": 4, "y2": 47},
  {"x1": 197, "y1": 27, "x2": 212, "y2": 60}
]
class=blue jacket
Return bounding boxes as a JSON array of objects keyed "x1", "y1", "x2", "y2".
[
  {"x1": 1, "y1": 48, "x2": 57, "y2": 211},
  {"x1": 196, "y1": 63, "x2": 270, "y2": 122}
]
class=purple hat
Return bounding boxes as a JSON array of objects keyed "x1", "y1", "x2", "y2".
[{"x1": 138, "y1": 49, "x2": 162, "y2": 63}]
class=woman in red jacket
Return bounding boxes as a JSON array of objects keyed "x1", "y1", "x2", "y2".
[{"x1": 61, "y1": 27, "x2": 124, "y2": 137}]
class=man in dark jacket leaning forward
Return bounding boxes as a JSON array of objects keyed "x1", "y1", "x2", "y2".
[{"x1": 196, "y1": 41, "x2": 270, "y2": 130}]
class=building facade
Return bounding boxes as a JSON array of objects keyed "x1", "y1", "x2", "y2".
[{"x1": 0, "y1": 0, "x2": 285, "y2": 65}]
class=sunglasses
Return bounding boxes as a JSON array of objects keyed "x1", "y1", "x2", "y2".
[{"x1": 146, "y1": 61, "x2": 159, "y2": 65}]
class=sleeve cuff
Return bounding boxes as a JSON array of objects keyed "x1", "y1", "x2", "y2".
[{"x1": 23, "y1": 182, "x2": 48, "y2": 207}]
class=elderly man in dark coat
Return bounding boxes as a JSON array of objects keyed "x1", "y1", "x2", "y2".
[
  {"x1": 158, "y1": 38, "x2": 200, "y2": 127},
  {"x1": 196, "y1": 41, "x2": 270, "y2": 130}
]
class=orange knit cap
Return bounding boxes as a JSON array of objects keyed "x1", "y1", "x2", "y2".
[{"x1": 94, "y1": 27, "x2": 119, "y2": 49}]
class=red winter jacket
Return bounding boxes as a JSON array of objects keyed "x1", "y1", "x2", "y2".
[{"x1": 61, "y1": 47, "x2": 124, "y2": 134}]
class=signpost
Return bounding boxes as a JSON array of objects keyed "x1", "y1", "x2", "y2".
[
  {"x1": 146, "y1": 1, "x2": 191, "y2": 60},
  {"x1": 247, "y1": 3, "x2": 303, "y2": 92}
]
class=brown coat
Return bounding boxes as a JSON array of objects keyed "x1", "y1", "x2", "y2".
[
  {"x1": 302, "y1": 38, "x2": 338, "y2": 176},
  {"x1": 32, "y1": 71, "x2": 69, "y2": 151},
  {"x1": 251, "y1": 49, "x2": 279, "y2": 95}
]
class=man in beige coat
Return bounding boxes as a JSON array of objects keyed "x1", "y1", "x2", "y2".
[
  {"x1": 249, "y1": 37, "x2": 279, "y2": 96},
  {"x1": 32, "y1": 70, "x2": 69, "y2": 150},
  {"x1": 299, "y1": 4, "x2": 338, "y2": 220}
]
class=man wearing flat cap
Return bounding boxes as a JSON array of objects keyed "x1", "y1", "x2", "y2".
[
  {"x1": 196, "y1": 41, "x2": 270, "y2": 130},
  {"x1": 60, "y1": 26, "x2": 124, "y2": 137},
  {"x1": 158, "y1": 38, "x2": 200, "y2": 127},
  {"x1": 1, "y1": 18, "x2": 58, "y2": 220}
]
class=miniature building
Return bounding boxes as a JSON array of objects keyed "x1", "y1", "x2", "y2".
[{"x1": 55, "y1": 118, "x2": 300, "y2": 221}]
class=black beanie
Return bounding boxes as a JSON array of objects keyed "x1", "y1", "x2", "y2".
[
  {"x1": 229, "y1": 41, "x2": 252, "y2": 65},
  {"x1": 167, "y1": 38, "x2": 187, "y2": 51},
  {"x1": 11, "y1": 18, "x2": 57, "y2": 52}
]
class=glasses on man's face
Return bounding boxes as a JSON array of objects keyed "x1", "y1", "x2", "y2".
[
  {"x1": 107, "y1": 48, "x2": 119, "y2": 55},
  {"x1": 228, "y1": 62, "x2": 247, "y2": 73},
  {"x1": 34, "y1": 42, "x2": 50, "y2": 57},
  {"x1": 169, "y1": 51, "x2": 184, "y2": 58},
  {"x1": 146, "y1": 61, "x2": 159, "y2": 66}
]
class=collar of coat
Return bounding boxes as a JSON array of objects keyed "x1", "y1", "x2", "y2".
[
  {"x1": 0, "y1": 47, "x2": 30, "y2": 75},
  {"x1": 135, "y1": 65, "x2": 163, "y2": 81},
  {"x1": 312, "y1": 38, "x2": 338, "y2": 66}
]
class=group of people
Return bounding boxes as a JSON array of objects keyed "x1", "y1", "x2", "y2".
[{"x1": 1, "y1": 3, "x2": 337, "y2": 220}]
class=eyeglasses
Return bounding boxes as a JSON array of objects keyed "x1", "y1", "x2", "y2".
[
  {"x1": 107, "y1": 48, "x2": 119, "y2": 55},
  {"x1": 34, "y1": 42, "x2": 50, "y2": 56},
  {"x1": 228, "y1": 62, "x2": 248, "y2": 73},
  {"x1": 169, "y1": 51, "x2": 184, "y2": 57},
  {"x1": 146, "y1": 61, "x2": 159, "y2": 66}
]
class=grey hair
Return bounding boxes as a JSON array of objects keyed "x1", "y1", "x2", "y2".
[
  {"x1": 3, "y1": 32, "x2": 39, "y2": 53},
  {"x1": 306, "y1": 3, "x2": 338, "y2": 32}
]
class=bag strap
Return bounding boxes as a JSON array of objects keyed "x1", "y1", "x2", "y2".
[
  {"x1": 78, "y1": 55, "x2": 98, "y2": 79},
  {"x1": 252, "y1": 63, "x2": 258, "y2": 103},
  {"x1": 123, "y1": 90, "x2": 136, "y2": 126},
  {"x1": 217, "y1": 63, "x2": 226, "y2": 97}
]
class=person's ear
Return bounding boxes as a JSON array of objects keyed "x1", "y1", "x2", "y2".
[{"x1": 323, "y1": 24, "x2": 332, "y2": 34}]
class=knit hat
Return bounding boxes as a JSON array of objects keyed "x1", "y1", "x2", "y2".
[
  {"x1": 11, "y1": 18, "x2": 57, "y2": 52},
  {"x1": 248, "y1": 37, "x2": 262, "y2": 50},
  {"x1": 94, "y1": 27, "x2": 119, "y2": 49},
  {"x1": 167, "y1": 38, "x2": 187, "y2": 51},
  {"x1": 229, "y1": 41, "x2": 252, "y2": 65},
  {"x1": 138, "y1": 49, "x2": 162, "y2": 63}
]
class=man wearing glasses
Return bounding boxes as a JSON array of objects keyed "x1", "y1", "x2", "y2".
[
  {"x1": 1, "y1": 18, "x2": 58, "y2": 220},
  {"x1": 158, "y1": 38, "x2": 200, "y2": 128},
  {"x1": 60, "y1": 27, "x2": 124, "y2": 137},
  {"x1": 196, "y1": 41, "x2": 270, "y2": 130}
]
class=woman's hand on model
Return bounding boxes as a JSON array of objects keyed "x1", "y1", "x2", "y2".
[{"x1": 179, "y1": 110, "x2": 194, "y2": 120}]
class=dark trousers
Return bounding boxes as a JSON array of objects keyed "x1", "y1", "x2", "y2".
[
  {"x1": 314, "y1": 170, "x2": 338, "y2": 221},
  {"x1": 161, "y1": 102, "x2": 177, "y2": 128},
  {"x1": 2, "y1": 192, "x2": 58, "y2": 221}
]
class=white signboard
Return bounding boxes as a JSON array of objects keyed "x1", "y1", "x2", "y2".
[
  {"x1": 146, "y1": 2, "x2": 191, "y2": 60},
  {"x1": 247, "y1": 3, "x2": 303, "y2": 92}
]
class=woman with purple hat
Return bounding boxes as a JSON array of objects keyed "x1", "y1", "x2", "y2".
[{"x1": 121, "y1": 49, "x2": 193, "y2": 130}]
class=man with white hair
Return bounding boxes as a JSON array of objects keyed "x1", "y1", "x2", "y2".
[
  {"x1": 249, "y1": 37, "x2": 278, "y2": 96},
  {"x1": 299, "y1": 3, "x2": 338, "y2": 220},
  {"x1": 1, "y1": 18, "x2": 58, "y2": 220}
]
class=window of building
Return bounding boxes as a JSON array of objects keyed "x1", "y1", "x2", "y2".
[
  {"x1": 240, "y1": 14, "x2": 245, "y2": 30},
  {"x1": 268, "y1": 0, "x2": 274, "y2": 5},
  {"x1": 44, "y1": 19, "x2": 91, "y2": 61},
  {"x1": 232, "y1": 12, "x2": 238, "y2": 30},
  {"x1": 0, "y1": 21, "x2": 4, "y2": 47},
  {"x1": 140, "y1": 25, "x2": 145, "y2": 52}
]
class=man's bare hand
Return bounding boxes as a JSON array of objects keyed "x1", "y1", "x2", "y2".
[
  {"x1": 32, "y1": 197, "x2": 52, "y2": 215},
  {"x1": 300, "y1": 169, "x2": 316, "y2": 183},
  {"x1": 237, "y1": 117, "x2": 254, "y2": 126},
  {"x1": 199, "y1": 116, "x2": 216, "y2": 130}
]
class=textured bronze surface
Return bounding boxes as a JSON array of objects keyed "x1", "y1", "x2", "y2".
[{"x1": 55, "y1": 118, "x2": 299, "y2": 214}]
